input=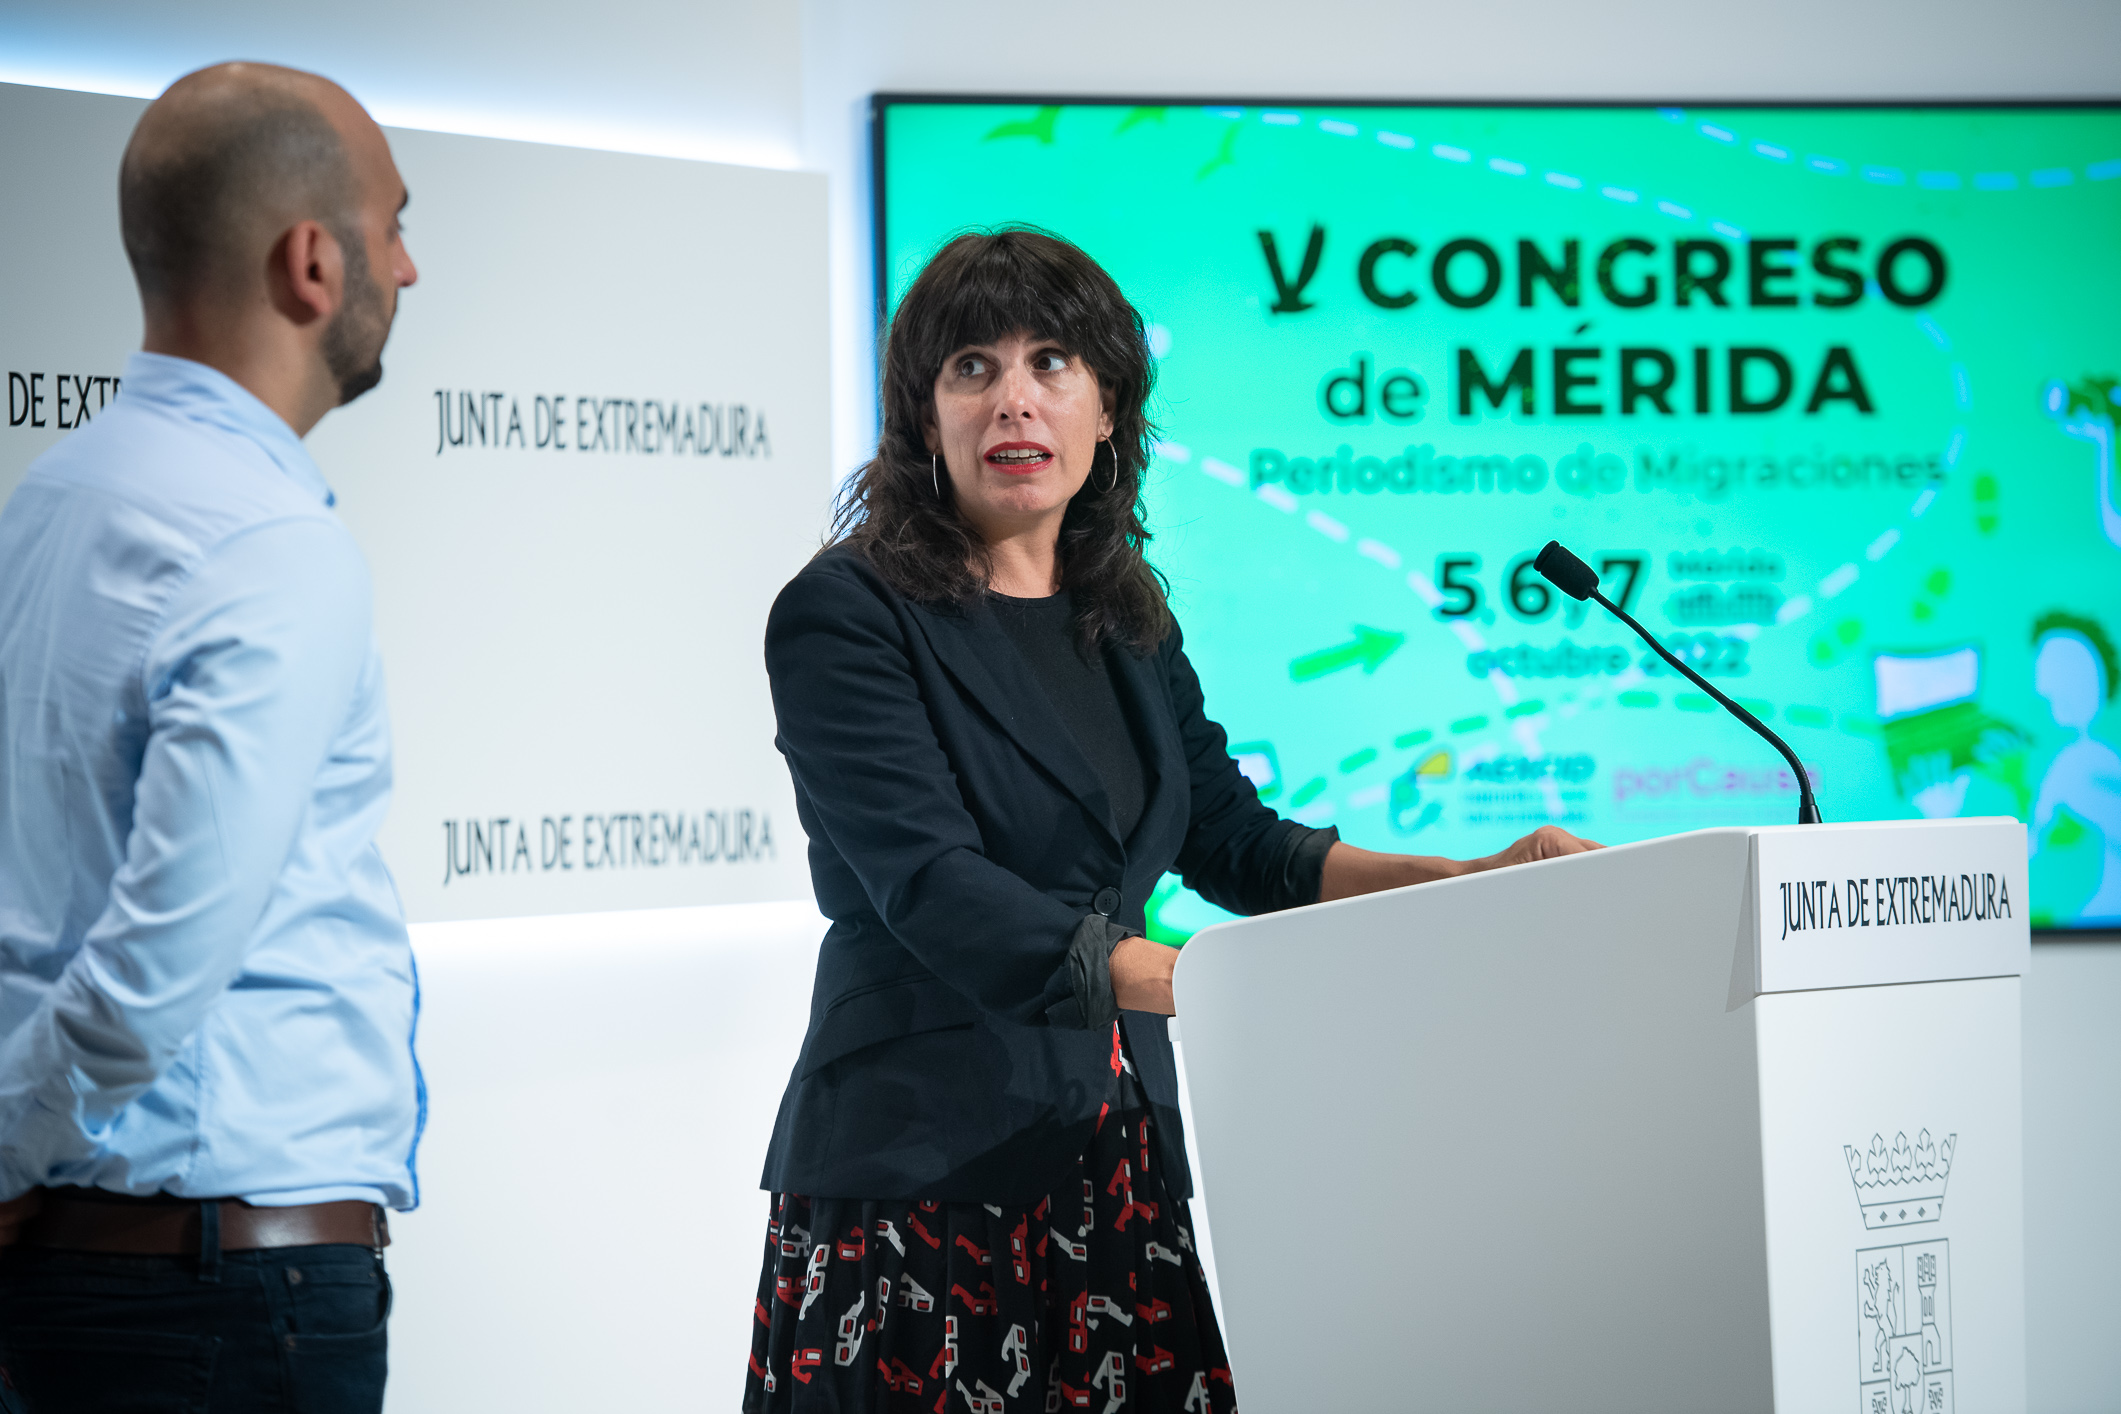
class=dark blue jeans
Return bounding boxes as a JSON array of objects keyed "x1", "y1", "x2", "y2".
[{"x1": 0, "y1": 1244, "x2": 389, "y2": 1414}]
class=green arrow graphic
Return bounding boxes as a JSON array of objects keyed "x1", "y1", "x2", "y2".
[
  {"x1": 1289, "y1": 625, "x2": 1405, "y2": 682},
  {"x1": 983, "y1": 106, "x2": 1062, "y2": 144}
]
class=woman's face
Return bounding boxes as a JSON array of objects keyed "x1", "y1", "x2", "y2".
[{"x1": 925, "y1": 329, "x2": 1114, "y2": 544}]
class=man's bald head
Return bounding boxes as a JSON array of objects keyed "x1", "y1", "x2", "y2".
[
  {"x1": 122, "y1": 63, "x2": 414, "y2": 418},
  {"x1": 120, "y1": 63, "x2": 369, "y2": 307}
]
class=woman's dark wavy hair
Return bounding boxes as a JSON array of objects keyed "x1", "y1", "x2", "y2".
[{"x1": 830, "y1": 226, "x2": 1172, "y2": 653}]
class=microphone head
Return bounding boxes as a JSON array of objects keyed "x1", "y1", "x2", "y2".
[{"x1": 1534, "y1": 541, "x2": 1599, "y2": 601}]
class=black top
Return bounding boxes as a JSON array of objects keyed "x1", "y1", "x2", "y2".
[
  {"x1": 989, "y1": 590, "x2": 1145, "y2": 842},
  {"x1": 761, "y1": 546, "x2": 1337, "y2": 1202}
]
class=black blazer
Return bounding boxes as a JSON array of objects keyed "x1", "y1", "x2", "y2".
[{"x1": 759, "y1": 546, "x2": 1322, "y2": 1203}]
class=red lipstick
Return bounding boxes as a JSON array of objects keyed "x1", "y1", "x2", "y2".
[{"x1": 983, "y1": 441, "x2": 1054, "y2": 474}]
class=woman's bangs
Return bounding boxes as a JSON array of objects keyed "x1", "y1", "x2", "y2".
[{"x1": 927, "y1": 245, "x2": 1084, "y2": 367}]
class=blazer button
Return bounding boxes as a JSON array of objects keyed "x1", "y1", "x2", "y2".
[{"x1": 1093, "y1": 887, "x2": 1121, "y2": 917}]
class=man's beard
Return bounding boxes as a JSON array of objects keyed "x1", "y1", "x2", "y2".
[{"x1": 322, "y1": 227, "x2": 392, "y2": 406}]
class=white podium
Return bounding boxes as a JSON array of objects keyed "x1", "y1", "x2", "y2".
[{"x1": 1173, "y1": 818, "x2": 2030, "y2": 1414}]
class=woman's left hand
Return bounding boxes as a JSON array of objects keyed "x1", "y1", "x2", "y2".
[
  {"x1": 1319, "y1": 829, "x2": 1602, "y2": 901},
  {"x1": 1468, "y1": 824, "x2": 1603, "y2": 872}
]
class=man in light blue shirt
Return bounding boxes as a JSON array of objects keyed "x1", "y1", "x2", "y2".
[{"x1": 0, "y1": 62, "x2": 420, "y2": 1412}]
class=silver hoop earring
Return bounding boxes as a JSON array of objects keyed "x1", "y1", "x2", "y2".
[
  {"x1": 1098, "y1": 439, "x2": 1120, "y2": 494},
  {"x1": 931, "y1": 453, "x2": 940, "y2": 497}
]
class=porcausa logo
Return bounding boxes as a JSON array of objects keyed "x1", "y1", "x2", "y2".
[{"x1": 1614, "y1": 755, "x2": 1820, "y2": 805}]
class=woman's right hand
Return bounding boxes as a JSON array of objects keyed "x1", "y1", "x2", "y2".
[{"x1": 1110, "y1": 934, "x2": 1177, "y2": 1015}]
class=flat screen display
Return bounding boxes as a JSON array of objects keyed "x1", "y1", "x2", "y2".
[{"x1": 874, "y1": 99, "x2": 2121, "y2": 934}]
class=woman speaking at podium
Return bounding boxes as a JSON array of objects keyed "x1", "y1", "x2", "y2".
[{"x1": 744, "y1": 228, "x2": 1597, "y2": 1412}]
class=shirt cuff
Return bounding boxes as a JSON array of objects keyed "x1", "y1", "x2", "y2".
[
  {"x1": 1045, "y1": 912, "x2": 1130, "y2": 1030},
  {"x1": 1281, "y1": 823, "x2": 1340, "y2": 906}
]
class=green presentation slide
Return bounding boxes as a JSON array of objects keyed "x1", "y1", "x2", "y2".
[{"x1": 877, "y1": 100, "x2": 2121, "y2": 933}]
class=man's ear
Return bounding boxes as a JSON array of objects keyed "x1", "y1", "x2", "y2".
[{"x1": 271, "y1": 219, "x2": 342, "y2": 328}]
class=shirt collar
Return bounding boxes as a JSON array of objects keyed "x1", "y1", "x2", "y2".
[{"x1": 120, "y1": 352, "x2": 338, "y2": 508}]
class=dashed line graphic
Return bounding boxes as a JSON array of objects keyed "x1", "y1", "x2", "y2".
[{"x1": 1182, "y1": 105, "x2": 2119, "y2": 240}]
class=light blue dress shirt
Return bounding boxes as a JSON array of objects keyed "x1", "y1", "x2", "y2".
[{"x1": 0, "y1": 352, "x2": 423, "y2": 1209}]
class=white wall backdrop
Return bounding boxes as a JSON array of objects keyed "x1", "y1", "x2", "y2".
[
  {"x1": 0, "y1": 83, "x2": 828, "y2": 922},
  {"x1": 3, "y1": 3, "x2": 2119, "y2": 1410},
  {"x1": 0, "y1": 0, "x2": 803, "y2": 168}
]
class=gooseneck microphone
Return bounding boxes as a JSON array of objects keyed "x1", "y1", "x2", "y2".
[{"x1": 1533, "y1": 540, "x2": 1823, "y2": 825}]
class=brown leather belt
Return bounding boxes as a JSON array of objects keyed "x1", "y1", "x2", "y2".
[{"x1": 17, "y1": 1189, "x2": 389, "y2": 1255}]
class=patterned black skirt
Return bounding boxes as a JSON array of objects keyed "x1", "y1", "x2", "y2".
[{"x1": 744, "y1": 1036, "x2": 1236, "y2": 1413}]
